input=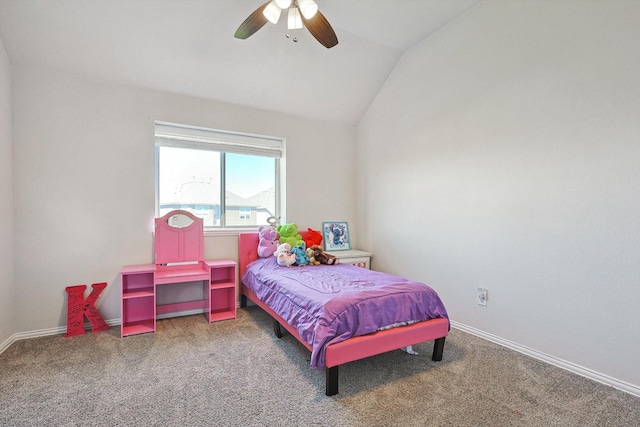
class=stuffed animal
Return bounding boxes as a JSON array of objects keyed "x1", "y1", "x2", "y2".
[
  {"x1": 274, "y1": 243, "x2": 290, "y2": 257},
  {"x1": 306, "y1": 247, "x2": 320, "y2": 265},
  {"x1": 274, "y1": 243, "x2": 296, "y2": 267},
  {"x1": 309, "y1": 245, "x2": 337, "y2": 265},
  {"x1": 402, "y1": 346, "x2": 419, "y2": 355},
  {"x1": 291, "y1": 244, "x2": 309, "y2": 266},
  {"x1": 277, "y1": 223, "x2": 304, "y2": 248},
  {"x1": 257, "y1": 226, "x2": 279, "y2": 258},
  {"x1": 300, "y1": 228, "x2": 322, "y2": 248}
]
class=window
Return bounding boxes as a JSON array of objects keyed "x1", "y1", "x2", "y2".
[{"x1": 155, "y1": 121, "x2": 284, "y2": 229}]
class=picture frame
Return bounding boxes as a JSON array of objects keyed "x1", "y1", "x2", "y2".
[{"x1": 322, "y1": 222, "x2": 351, "y2": 251}]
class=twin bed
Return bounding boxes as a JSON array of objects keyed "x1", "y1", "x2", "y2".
[{"x1": 238, "y1": 232, "x2": 450, "y2": 396}]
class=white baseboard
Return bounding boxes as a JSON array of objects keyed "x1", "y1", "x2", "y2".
[
  {"x1": 0, "y1": 318, "x2": 121, "y2": 353},
  {"x1": 450, "y1": 320, "x2": 640, "y2": 398},
  {"x1": 0, "y1": 310, "x2": 213, "y2": 350},
  {"x1": 3, "y1": 317, "x2": 638, "y2": 398},
  {"x1": 0, "y1": 333, "x2": 17, "y2": 354}
]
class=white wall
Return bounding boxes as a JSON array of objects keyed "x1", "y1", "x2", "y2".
[
  {"x1": 357, "y1": 0, "x2": 640, "y2": 389},
  {"x1": 0, "y1": 38, "x2": 14, "y2": 346},
  {"x1": 12, "y1": 65, "x2": 356, "y2": 332}
]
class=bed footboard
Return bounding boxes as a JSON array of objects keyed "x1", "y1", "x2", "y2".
[{"x1": 324, "y1": 335, "x2": 447, "y2": 395}]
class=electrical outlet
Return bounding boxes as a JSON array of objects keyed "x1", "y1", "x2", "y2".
[{"x1": 477, "y1": 288, "x2": 488, "y2": 306}]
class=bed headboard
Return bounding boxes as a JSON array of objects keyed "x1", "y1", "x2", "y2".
[{"x1": 238, "y1": 232, "x2": 260, "y2": 282}]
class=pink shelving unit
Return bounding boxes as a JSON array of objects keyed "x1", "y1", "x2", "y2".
[
  {"x1": 206, "y1": 260, "x2": 237, "y2": 322},
  {"x1": 120, "y1": 264, "x2": 156, "y2": 336},
  {"x1": 120, "y1": 210, "x2": 237, "y2": 337}
]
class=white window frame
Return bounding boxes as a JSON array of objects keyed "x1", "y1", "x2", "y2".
[{"x1": 154, "y1": 121, "x2": 286, "y2": 232}]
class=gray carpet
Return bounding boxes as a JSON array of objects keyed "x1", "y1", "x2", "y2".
[{"x1": 1, "y1": 307, "x2": 638, "y2": 426}]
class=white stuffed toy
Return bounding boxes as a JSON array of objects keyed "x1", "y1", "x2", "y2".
[
  {"x1": 274, "y1": 243, "x2": 296, "y2": 267},
  {"x1": 402, "y1": 346, "x2": 418, "y2": 355}
]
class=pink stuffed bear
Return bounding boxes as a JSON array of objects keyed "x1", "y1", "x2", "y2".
[{"x1": 258, "y1": 226, "x2": 279, "y2": 258}]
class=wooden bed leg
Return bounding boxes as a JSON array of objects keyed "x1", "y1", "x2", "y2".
[
  {"x1": 273, "y1": 319, "x2": 283, "y2": 338},
  {"x1": 326, "y1": 366, "x2": 339, "y2": 396},
  {"x1": 432, "y1": 337, "x2": 446, "y2": 361},
  {"x1": 240, "y1": 294, "x2": 247, "y2": 308}
]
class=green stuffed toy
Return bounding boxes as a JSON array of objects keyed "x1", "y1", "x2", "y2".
[{"x1": 277, "y1": 223, "x2": 304, "y2": 248}]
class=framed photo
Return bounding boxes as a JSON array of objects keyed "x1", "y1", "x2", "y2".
[{"x1": 322, "y1": 222, "x2": 351, "y2": 251}]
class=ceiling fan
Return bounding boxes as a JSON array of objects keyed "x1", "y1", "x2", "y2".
[{"x1": 234, "y1": 0, "x2": 338, "y2": 49}]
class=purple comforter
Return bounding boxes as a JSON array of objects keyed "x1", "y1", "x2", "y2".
[{"x1": 242, "y1": 257, "x2": 449, "y2": 369}]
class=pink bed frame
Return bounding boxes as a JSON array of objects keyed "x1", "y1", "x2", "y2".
[{"x1": 238, "y1": 232, "x2": 449, "y2": 396}]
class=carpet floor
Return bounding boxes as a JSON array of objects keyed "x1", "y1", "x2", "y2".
[{"x1": 1, "y1": 306, "x2": 639, "y2": 426}]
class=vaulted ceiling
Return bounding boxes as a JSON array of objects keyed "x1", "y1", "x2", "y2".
[{"x1": 0, "y1": 0, "x2": 478, "y2": 125}]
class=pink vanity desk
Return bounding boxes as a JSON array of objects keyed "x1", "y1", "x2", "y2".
[{"x1": 120, "y1": 210, "x2": 236, "y2": 337}]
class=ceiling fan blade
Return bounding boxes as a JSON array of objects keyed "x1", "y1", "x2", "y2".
[
  {"x1": 301, "y1": 9, "x2": 338, "y2": 49},
  {"x1": 234, "y1": 1, "x2": 271, "y2": 39}
]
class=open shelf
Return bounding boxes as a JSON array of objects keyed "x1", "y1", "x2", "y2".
[
  {"x1": 122, "y1": 288, "x2": 154, "y2": 299},
  {"x1": 210, "y1": 281, "x2": 235, "y2": 289},
  {"x1": 121, "y1": 320, "x2": 155, "y2": 337},
  {"x1": 208, "y1": 260, "x2": 237, "y2": 323},
  {"x1": 121, "y1": 297, "x2": 155, "y2": 337},
  {"x1": 209, "y1": 308, "x2": 236, "y2": 322}
]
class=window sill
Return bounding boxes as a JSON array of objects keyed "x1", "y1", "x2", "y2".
[{"x1": 203, "y1": 227, "x2": 260, "y2": 237}]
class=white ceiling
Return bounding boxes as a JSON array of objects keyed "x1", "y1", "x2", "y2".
[{"x1": 0, "y1": 0, "x2": 478, "y2": 125}]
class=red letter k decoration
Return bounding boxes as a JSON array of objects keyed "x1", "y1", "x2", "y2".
[{"x1": 64, "y1": 283, "x2": 110, "y2": 337}]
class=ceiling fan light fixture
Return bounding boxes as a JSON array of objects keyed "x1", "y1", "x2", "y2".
[
  {"x1": 235, "y1": 0, "x2": 337, "y2": 48},
  {"x1": 287, "y1": 7, "x2": 303, "y2": 30},
  {"x1": 297, "y1": 0, "x2": 318, "y2": 19},
  {"x1": 275, "y1": 0, "x2": 292, "y2": 8},
  {"x1": 263, "y1": 1, "x2": 282, "y2": 24}
]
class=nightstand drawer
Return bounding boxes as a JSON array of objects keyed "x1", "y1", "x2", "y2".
[
  {"x1": 339, "y1": 256, "x2": 370, "y2": 269},
  {"x1": 326, "y1": 249, "x2": 372, "y2": 270}
]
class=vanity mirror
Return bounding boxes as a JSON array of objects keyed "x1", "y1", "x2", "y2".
[{"x1": 167, "y1": 212, "x2": 195, "y2": 228}]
